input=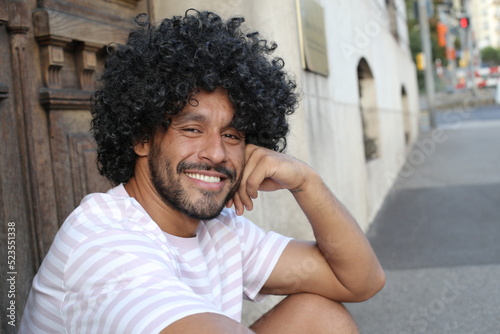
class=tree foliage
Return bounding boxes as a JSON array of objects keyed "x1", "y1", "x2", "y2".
[
  {"x1": 405, "y1": 0, "x2": 446, "y2": 90},
  {"x1": 480, "y1": 46, "x2": 500, "y2": 66}
]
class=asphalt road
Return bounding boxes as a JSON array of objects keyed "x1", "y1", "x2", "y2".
[
  {"x1": 346, "y1": 103, "x2": 500, "y2": 333},
  {"x1": 436, "y1": 104, "x2": 500, "y2": 125}
]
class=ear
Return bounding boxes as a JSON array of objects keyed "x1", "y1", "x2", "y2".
[{"x1": 133, "y1": 137, "x2": 151, "y2": 157}]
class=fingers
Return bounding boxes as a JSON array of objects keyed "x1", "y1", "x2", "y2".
[
  {"x1": 229, "y1": 144, "x2": 311, "y2": 215},
  {"x1": 236, "y1": 145, "x2": 263, "y2": 213},
  {"x1": 240, "y1": 149, "x2": 260, "y2": 199},
  {"x1": 230, "y1": 189, "x2": 255, "y2": 216},
  {"x1": 232, "y1": 190, "x2": 251, "y2": 216},
  {"x1": 233, "y1": 145, "x2": 279, "y2": 214}
]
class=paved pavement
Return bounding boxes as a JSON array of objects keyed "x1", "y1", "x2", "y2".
[
  {"x1": 345, "y1": 103, "x2": 500, "y2": 333},
  {"x1": 419, "y1": 88, "x2": 496, "y2": 111}
]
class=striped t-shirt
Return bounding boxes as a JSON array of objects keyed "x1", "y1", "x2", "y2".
[{"x1": 19, "y1": 184, "x2": 291, "y2": 333}]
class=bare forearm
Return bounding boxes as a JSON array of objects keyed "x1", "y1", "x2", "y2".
[
  {"x1": 234, "y1": 145, "x2": 384, "y2": 300},
  {"x1": 291, "y1": 171, "x2": 385, "y2": 300}
]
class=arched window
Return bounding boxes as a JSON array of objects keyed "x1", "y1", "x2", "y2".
[
  {"x1": 386, "y1": 0, "x2": 398, "y2": 40},
  {"x1": 357, "y1": 58, "x2": 380, "y2": 161},
  {"x1": 401, "y1": 86, "x2": 411, "y2": 145}
]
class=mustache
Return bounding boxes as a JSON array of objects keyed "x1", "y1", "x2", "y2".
[{"x1": 177, "y1": 161, "x2": 237, "y2": 182}]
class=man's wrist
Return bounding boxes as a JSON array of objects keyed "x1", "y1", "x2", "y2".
[{"x1": 288, "y1": 167, "x2": 321, "y2": 196}]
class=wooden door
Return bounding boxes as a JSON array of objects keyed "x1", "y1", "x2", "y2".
[{"x1": 0, "y1": 1, "x2": 150, "y2": 332}]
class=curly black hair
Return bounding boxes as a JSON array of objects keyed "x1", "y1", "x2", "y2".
[{"x1": 91, "y1": 9, "x2": 298, "y2": 185}]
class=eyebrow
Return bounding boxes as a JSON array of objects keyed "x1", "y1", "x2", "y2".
[
  {"x1": 174, "y1": 112, "x2": 208, "y2": 124},
  {"x1": 173, "y1": 111, "x2": 240, "y2": 130}
]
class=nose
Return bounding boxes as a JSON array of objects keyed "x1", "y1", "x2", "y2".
[{"x1": 198, "y1": 133, "x2": 227, "y2": 165}]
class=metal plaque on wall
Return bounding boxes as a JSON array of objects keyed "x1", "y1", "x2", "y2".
[{"x1": 296, "y1": 0, "x2": 329, "y2": 77}]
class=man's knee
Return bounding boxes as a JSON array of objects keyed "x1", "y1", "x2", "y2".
[
  {"x1": 251, "y1": 293, "x2": 359, "y2": 333},
  {"x1": 286, "y1": 293, "x2": 357, "y2": 327}
]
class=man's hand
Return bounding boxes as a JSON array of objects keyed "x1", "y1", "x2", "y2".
[
  {"x1": 227, "y1": 144, "x2": 385, "y2": 303},
  {"x1": 227, "y1": 144, "x2": 313, "y2": 215}
]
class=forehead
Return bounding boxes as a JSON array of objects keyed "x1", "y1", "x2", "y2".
[{"x1": 175, "y1": 88, "x2": 235, "y2": 123}]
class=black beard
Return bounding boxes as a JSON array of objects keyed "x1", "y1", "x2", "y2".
[{"x1": 148, "y1": 146, "x2": 240, "y2": 220}]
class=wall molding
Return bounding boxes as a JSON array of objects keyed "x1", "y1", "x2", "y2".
[
  {"x1": 39, "y1": 88, "x2": 92, "y2": 111},
  {"x1": 0, "y1": 83, "x2": 9, "y2": 100}
]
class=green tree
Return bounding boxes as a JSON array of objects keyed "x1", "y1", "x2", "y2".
[
  {"x1": 405, "y1": 0, "x2": 447, "y2": 91},
  {"x1": 480, "y1": 46, "x2": 500, "y2": 66}
]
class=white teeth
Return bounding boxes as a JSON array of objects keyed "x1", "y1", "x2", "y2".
[{"x1": 185, "y1": 173, "x2": 221, "y2": 183}]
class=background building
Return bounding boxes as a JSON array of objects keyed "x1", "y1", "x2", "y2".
[
  {"x1": 471, "y1": 0, "x2": 500, "y2": 49},
  {"x1": 0, "y1": 0, "x2": 418, "y2": 331},
  {"x1": 157, "y1": 0, "x2": 419, "y2": 323},
  {"x1": 155, "y1": 0, "x2": 420, "y2": 235}
]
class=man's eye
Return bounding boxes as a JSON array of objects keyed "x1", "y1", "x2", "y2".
[
  {"x1": 223, "y1": 134, "x2": 240, "y2": 140},
  {"x1": 183, "y1": 128, "x2": 201, "y2": 133}
]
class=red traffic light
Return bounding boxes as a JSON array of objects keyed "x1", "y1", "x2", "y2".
[{"x1": 459, "y1": 17, "x2": 469, "y2": 29}]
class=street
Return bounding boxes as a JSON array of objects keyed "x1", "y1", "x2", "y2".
[
  {"x1": 345, "y1": 102, "x2": 500, "y2": 333},
  {"x1": 436, "y1": 104, "x2": 500, "y2": 125}
]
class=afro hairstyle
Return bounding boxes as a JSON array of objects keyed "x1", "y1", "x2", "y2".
[{"x1": 91, "y1": 9, "x2": 298, "y2": 185}]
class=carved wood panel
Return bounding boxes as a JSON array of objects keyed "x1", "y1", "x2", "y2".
[
  {"x1": 0, "y1": 1, "x2": 149, "y2": 331},
  {"x1": 49, "y1": 110, "x2": 112, "y2": 222},
  {"x1": 0, "y1": 5, "x2": 38, "y2": 333},
  {"x1": 69, "y1": 132, "x2": 110, "y2": 202},
  {"x1": 35, "y1": 0, "x2": 149, "y2": 225}
]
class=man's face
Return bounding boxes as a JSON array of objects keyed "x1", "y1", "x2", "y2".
[{"x1": 148, "y1": 88, "x2": 246, "y2": 220}]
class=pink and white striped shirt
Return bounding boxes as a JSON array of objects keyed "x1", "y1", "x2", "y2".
[{"x1": 19, "y1": 184, "x2": 291, "y2": 333}]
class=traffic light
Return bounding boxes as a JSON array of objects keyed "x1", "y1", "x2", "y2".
[
  {"x1": 416, "y1": 52, "x2": 425, "y2": 71},
  {"x1": 436, "y1": 22, "x2": 447, "y2": 47},
  {"x1": 459, "y1": 17, "x2": 469, "y2": 29}
]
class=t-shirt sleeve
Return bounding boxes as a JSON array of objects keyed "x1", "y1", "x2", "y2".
[
  {"x1": 62, "y1": 230, "x2": 224, "y2": 334},
  {"x1": 233, "y1": 214, "x2": 292, "y2": 302}
]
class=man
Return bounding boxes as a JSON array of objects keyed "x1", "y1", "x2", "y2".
[{"x1": 20, "y1": 9, "x2": 385, "y2": 333}]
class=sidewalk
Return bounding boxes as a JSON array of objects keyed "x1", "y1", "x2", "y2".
[
  {"x1": 419, "y1": 88, "x2": 496, "y2": 111},
  {"x1": 345, "y1": 105, "x2": 500, "y2": 333}
]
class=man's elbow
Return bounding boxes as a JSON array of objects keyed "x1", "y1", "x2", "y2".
[
  {"x1": 347, "y1": 269, "x2": 386, "y2": 303},
  {"x1": 359, "y1": 269, "x2": 386, "y2": 302}
]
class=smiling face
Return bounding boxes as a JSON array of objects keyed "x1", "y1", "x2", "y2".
[{"x1": 147, "y1": 88, "x2": 246, "y2": 220}]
